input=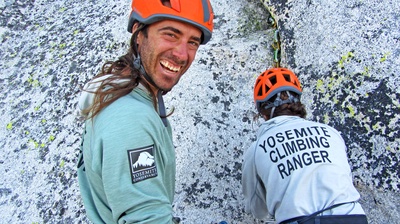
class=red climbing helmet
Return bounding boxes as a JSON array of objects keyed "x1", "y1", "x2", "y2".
[
  {"x1": 254, "y1": 68, "x2": 302, "y2": 112},
  {"x1": 127, "y1": 0, "x2": 214, "y2": 44}
]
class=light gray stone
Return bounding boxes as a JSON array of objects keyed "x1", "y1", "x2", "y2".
[{"x1": 0, "y1": 0, "x2": 398, "y2": 223}]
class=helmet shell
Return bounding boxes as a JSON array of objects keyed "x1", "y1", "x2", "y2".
[
  {"x1": 127, "y1": 0, "x2": 214, "y2": 44},
  {"x1": 254, "y1": 68, "x2": 302, "y2": 111}
]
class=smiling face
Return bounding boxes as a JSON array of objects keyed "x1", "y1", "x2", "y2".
[{"x1": 135, "y1": 20, "x2": 202, "y2": 93}]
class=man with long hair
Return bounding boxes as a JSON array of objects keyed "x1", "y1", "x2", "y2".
[{"x1": 76, "y1": 0, "x2": 214, "y2": 223}]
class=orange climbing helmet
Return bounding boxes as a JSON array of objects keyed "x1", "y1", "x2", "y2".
[
  {"x1": 127, "y1": 0, "x2": 214, "y2": 44},
  {"x1": 254, "y1": 68, "x2": 302, "y2": 112}
]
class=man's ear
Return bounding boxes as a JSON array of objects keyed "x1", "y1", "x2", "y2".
[
  {"x1": 132, "y1": 23, "x2": 142, "y2": 45},
  {"x1": 131, "y1": 23, "x2": 139, "y2": 33}
]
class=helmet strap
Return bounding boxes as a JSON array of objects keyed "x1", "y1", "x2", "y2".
[
  {"x1": 133, "y1": 55, "x2": 146, "y2": 77},
  {"x1": 131, "y1": 23, "x2": 170, "y2": 127},
  {"x1": 156, "y1": 90, "x2": 168, "y2": 127},
  {"x1": 133, "y1": 55, "x2": 169, "y2": 127},
  {"x1": 270, "y1": 106, "x2": 277, "y2": 120},
  {"x1": 265, "y1": 91, "x2": 300, "y2": 119}
]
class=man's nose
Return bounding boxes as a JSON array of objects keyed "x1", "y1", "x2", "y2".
[{"x1": 172, "y1": 42, "x2": 189, "y2": 62}]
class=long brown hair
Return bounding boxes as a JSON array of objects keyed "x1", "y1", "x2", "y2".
[
  {"x1": 82, "y1": 24, "x2": 159, "y2": 119},
  {"x1": 258, "y1": 91, "x2": 307, "y2": 120}
]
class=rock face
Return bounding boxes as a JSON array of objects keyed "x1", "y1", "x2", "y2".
[{"x1": 0, "y1": 0, "x2": 398, "y2": 223}]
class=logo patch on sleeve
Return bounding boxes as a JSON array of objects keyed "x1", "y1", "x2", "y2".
[{"x1": 127, "y1": 145, "x2": 158, "y2": 184}]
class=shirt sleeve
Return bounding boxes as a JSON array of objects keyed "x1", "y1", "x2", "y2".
[
  {"x1": 242, "y1": 142, "x2": 270, "y2": 219},
  {"x1": 95, "y1": 105, "x2": 174, "y2": 224}
]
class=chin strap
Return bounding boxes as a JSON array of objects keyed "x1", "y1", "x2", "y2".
[
  {"x1": 133, "y1": 55, "x2": 168, "y2": 127},
  {"x1": 133, "y1": 55, "x2": 147, "y2": 79}
]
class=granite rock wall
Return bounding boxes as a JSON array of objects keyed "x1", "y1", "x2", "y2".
[{"x1": 0, "y1": 0, "x2": 398, "y2": 223}]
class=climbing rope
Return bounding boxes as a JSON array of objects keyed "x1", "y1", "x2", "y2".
[{"x1": 267, "y1": 11, "x2": 281, "y2": 68}]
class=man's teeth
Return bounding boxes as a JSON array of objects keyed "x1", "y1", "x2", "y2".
[{"x1": 161, "y1": 61, "x2": 180, "y2": 72}]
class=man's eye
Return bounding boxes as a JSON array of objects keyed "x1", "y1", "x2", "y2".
[
  {"x1": 189, "y1": 41, "x2": 200, "y2": 48},
  {"x1": 165, "y1": 33, "x2": 176, "y2": 38}
]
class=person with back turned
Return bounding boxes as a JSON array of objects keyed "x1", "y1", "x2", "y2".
[{"x1": 242, "y1": 68, "x2": 368, "y2": 224}]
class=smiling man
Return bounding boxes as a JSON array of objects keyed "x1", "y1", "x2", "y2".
[
  {"x1": 76, "y1": 0, "x2": 214, "y2": 223},
  {"x1": 137, "y1": 20, "x2": 202, "y2": 93}
]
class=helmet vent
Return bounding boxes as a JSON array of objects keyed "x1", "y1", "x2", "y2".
[
  {"x1": 283, "y1": 74, "x2": 291, "y2": 82},
  {"x1": 258, "y1": 86, "x2": 264, "y2": 97},
  {"x1": 161, "y1": 0, "x2": 172, "y2": 9},
  {"x1": 264, "y1": 85, "x2": 271, "y2": 95},
  {"x1": 161, "y1": 0, "x2": 181, "y2": 11},
  {"x1": 269, "y1": 75, "x2": 277, "y2": 85}
]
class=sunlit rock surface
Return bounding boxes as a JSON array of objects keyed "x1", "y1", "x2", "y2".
[{"x1": 0, "y1": 0, "x2": 398, "y2": 223}]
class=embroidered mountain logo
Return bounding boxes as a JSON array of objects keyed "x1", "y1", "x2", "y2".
[{"x1": 128, "y1": 145, "x2": 158, "y2": 183}]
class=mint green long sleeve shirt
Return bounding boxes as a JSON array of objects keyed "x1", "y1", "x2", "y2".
[{"x1": 77, "y1": 86, "x2": 176, "y2": 224}]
